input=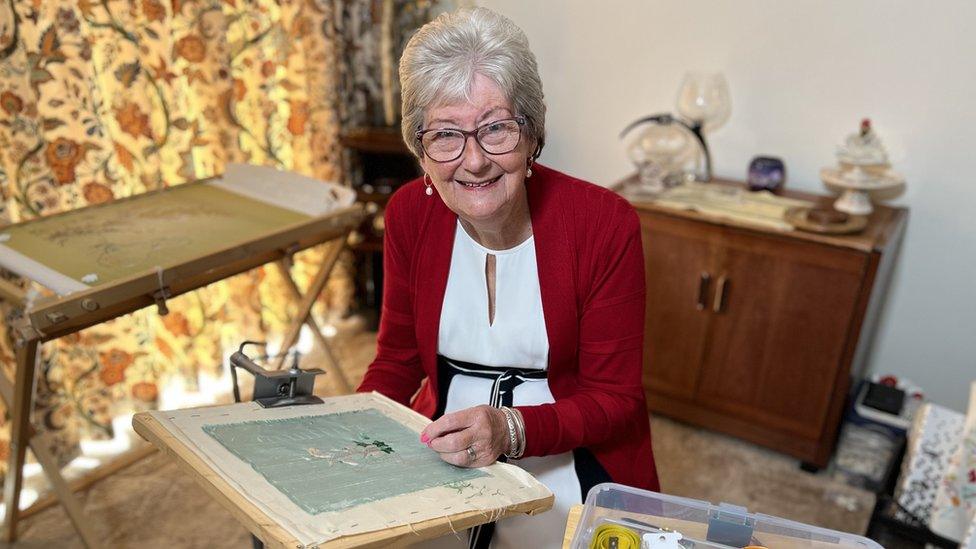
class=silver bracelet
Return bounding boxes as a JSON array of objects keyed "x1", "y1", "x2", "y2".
[
  {"x1": 500, "y1": 407, "x2": 519, "y2": 458},
  {"x1": 503, "y1": 406, "x2": 526, "y2": 459},
  {"x1": 512, "y1": 407, "x2": 526, "y2": 458}
]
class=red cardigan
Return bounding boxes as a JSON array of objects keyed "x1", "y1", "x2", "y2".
[{"x1": 358, "y1": 164, "x2": 659, "y2": 492}]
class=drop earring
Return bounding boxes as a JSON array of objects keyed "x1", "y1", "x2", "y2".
[
  {"x1": 424, "y1": 173, "x2": 433, "y2": 196},
  {"x1": 526, "y1": 162, "x2": 533, "y2": 179}
]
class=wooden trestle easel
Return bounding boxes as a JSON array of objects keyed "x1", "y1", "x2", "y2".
[{"x1": 0, "y1": 198, "x2": 362, "y2": 547}]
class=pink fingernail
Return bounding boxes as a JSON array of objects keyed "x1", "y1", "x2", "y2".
[{"x1": 420, "y1": 433, "x2": 430, "y2": 444}]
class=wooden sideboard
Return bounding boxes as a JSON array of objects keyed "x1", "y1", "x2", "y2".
[{"x1": 626, "y1": 177, "x2": 908, "y2": 468}]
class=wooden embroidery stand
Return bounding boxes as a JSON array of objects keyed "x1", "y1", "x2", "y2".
[
  {"x1": 0, "y1": 166, "x2": 364, "y2": 547},
  {"x1": 132, "y1": 393, "x2": 554, "y2": 548}
]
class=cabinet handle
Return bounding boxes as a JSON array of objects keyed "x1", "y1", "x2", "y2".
[
  {"x1": 713, "y1": 274, "x2": 729, "y2": 313},
  {"x1": 696, "y1": 272, "x2": 711, "y2": 311}
]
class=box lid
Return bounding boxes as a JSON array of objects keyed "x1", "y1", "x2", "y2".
[{"x1": 571, "y1": 483, "x2": 882, "y2": 549}]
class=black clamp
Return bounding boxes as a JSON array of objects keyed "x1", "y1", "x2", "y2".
[{"x1": 229, "y1": 341, "x2": 325, "y2": 408}]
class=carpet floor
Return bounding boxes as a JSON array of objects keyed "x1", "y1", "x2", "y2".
[{"x1": 3, "y1": 330, "x2": 875, "y2": 547}]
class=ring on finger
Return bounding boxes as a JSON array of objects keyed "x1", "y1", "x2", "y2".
[{"x1": 466, "y1": 446, "x2": 476, "y2": 462}]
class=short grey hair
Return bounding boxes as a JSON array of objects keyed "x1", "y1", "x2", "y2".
[{"x1": 399, "y1": 7, "x2": 546, "y2": 160}]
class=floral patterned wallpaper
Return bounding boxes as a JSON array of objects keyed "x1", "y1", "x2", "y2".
[{"x1": 0, "y1": 0, "x2": 439, "y2": 478}]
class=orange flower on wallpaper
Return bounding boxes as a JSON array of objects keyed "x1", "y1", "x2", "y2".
[
  {"x1": 290, "y1": 15, "x2": 311, "y2": 39},
  {"x1": 115, "y1": 101, "x2": 153, "y2": 139},
  {"x1": 98, "y1": 349, "x2": 135, "y2": 386},
  {"x1": 141, "y1": 0, "x2": 166, "y2": 22},
  {"x1": 150, "y1": 57, "x2": 177, "y2": 86},
  {"x1": 175, "y1": 35, "x2": 206, "y2": 63},
  {"x1": 44, "y1": 137, "x2": 85, "y2": 185},
  {"x1": 131, "y1": 382, "x2": 159, "y2": 403},
  {"x1": 232, "y1": 78, "x2": 247, "y2": 101},
  {"x1": 99, "y1": 365, "x2": 126, "y2": 386},
  {"x1": 287, "y1": 100, "x2": 309, "y2": 136},
  {"x1": 216, "y1": 89, "x2": 234, "y2": 123},
  {"x1": 162, "y1": 311, "x2": 192, "y2": 337},
  {"x1": 76, "y1": 0, "x2": 98, "y2": 18},
  {"x1": 82, "y1": 182, "x2": 114, "y2": 204},
  {"x1": 113, "y1": 142, "x2": 135, "y2": 172},
  {"x1": 155, "y1": 336, "x2": 174, "y2": 360},
  {"x1": 1, "y1": 91, "x2": 23, "y2": 115}
]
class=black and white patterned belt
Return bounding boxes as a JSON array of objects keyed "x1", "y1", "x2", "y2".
[{"x1": 435, "y1": 354, "x2": 548, "y2": 415}]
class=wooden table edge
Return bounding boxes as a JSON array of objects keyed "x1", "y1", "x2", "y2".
[
  {"x1": 613, "y1": 174, "x2": 908, "y2": 254},
  {"x1": 563, "y1": 504, "x2": 583, "y2": 548}
]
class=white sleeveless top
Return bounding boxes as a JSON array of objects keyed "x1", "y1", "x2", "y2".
[{"x1": 427, "y1": 221, "x2": 581, "y2": 549}]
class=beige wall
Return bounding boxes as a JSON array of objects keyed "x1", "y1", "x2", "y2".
[{"x1": 477, "y1": 0, "x2": 976, "y2": 411}]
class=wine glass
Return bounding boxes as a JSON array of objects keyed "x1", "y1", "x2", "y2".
[{"x1": 676, "y1": 72, "x2": 731, "y2": 132}]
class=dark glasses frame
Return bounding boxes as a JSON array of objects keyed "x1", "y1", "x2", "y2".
[{"x1": 415, "y1": 115, "x2": 527, "y2": 163}]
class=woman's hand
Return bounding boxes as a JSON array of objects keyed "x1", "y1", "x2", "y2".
[{"x1": 420, "y1": 405, "x2": 510, "y2": 468}]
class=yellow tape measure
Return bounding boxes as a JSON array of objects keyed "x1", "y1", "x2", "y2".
[{"x1": 589, "y1": 523, "x2": 642, "y2": 549}]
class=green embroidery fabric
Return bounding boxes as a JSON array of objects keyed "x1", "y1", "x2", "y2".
[
  {"x1": 203, "y1": 409, "x2": 487, "y2": 514},
  {"x1": 2, "y1": 183, "x2": 309, "y2": 286}
]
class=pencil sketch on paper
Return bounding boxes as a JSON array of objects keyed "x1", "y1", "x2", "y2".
[{"x1": 203, "y1": 409, "x2": 487, "y2": 514}]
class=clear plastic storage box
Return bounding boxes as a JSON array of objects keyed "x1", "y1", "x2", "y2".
[{"x1": 570, "y1": 483, "x2": 882, "y2": 549}]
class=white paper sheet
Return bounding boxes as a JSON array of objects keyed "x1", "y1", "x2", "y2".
[{"x1": 213, "y1": 163, "x2": 356, "y2": 217}]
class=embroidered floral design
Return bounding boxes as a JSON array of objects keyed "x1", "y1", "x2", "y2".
[{"x1": 306, "y1": 436, "x2": 398, "y2": 467}]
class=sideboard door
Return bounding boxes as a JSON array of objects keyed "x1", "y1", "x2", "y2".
[
  {"x1": 695, "y1": 229, "x2": 867, "y2": 447},
  {"x1": 640, "y1": 214, "x2": 720, "y2": 401}
]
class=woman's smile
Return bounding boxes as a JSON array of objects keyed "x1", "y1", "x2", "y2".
[{"x1": 455, "y1": 174, "x2": 503, "y2": 189}]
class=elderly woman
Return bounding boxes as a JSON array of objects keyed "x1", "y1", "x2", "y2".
[{"x1": 357, "y1": 7, "x2": 658, "y2": 548}]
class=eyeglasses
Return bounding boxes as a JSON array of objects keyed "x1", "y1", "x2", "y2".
[{"x1": 416, "y1": 116, "x2": 526, "y2": 163}]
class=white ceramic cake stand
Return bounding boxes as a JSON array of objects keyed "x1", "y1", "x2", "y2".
[{"x1": 820, "y1": 166, "x2": 904, "y2": 215}]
